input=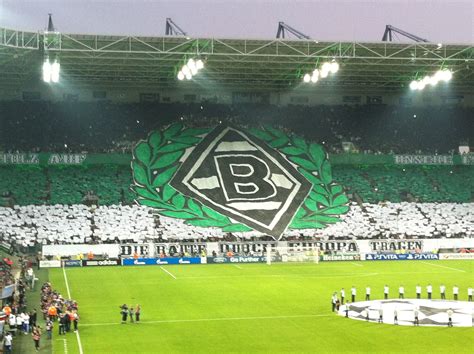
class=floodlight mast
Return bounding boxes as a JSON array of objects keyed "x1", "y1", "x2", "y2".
[
  {"x1": 382, "y1": 25, "x2": 429, "y2": 43},
  {"x1": 47, "y1": 13, "x2": 55, "y2": 32},
  {"x1": 276, "y1": 22, "x2": 310, "y2": 39},
  {"x1": 165, "y1": 18, "x2": 187, "y2": 36}
]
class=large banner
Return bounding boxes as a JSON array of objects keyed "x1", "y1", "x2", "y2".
[
  {"x1": 394, "y1": 155, "x2": 454, "y2": 165},
  {"x1": 82, "y1": 259, "x2": 120, "y2": 266},
  {"x1": 39, "y1": 260, "x2": 61, "y2": 268},
  {"x1": 122, "y1": 257, "x2": 202, "y2": 266},
  {"x1": 321, "y1": 254, "x2": 361, "y2": 261},
  {"x1": 439, "y1": 253, "x2": 474, "y2": 260},
  {"x1": 131, "y1": 124, "x2": 349, "y2": 239},
  {"x1": 365, "y1": 253, "x2": 439, "y2": 261},
  {"x1": 0, "y1": 153, "x2": 87, "y2": 165},
  {"x1": 207, "y1": 256, "x2": 268, "y2": 264}
]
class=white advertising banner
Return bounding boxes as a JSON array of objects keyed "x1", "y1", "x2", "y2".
[
  {"x1": 42, "y1": 244, "x2": 120, "y2": 258},
  {"x1": 39, "y1": 260, "x2": 61, "y2": 268}
]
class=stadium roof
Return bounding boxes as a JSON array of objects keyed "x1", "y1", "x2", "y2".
[{"x1": 1, "y1": 26, "x2": 474, "y2": 92}]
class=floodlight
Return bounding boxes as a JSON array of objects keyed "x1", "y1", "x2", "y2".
[
  {"x1": 185, "y1": 72, "x2": 192, "y2": 80},
  {"x1": 51, "y1": 61, "x2": 60, "y2": 83},
  {"x1": 182, "y1": 65, "x2": 190, "y2": 75},
  {"x1": 434, "y1": 70, "x2": 444, "y2": 81},
  {"x1": 321, "y1": 62, "x2": 331, "y2": 73},
  {"x1": 311, "y1": 74, "x2": 318, "y2": 83},
  {"x1": 428, "y1": 76, "x2": 439, "y2": 86},
  {"x1": 422, "y1": 76, "x2": 431, "y2": 85},
  {"x1": 196, "y1": 59, "x2": 204, "y2": 70},
  {"x1": 409, "y1": 81, "x2": 418, "y2": 90},
  {"x1": 187, "y1": 58, "x2": 196, "y2": 70},
  {"x1": 330, "y1": 62, "x2": 339, "y2": 74},
  {"x1": 303, "y1": 73, "x2": 311, "y2": 83},
  {"x1": 190, "y1": 66, "x2": 198, "y2": 75},
  {"x1": 312, "y1": 69, "x2": 319, "y2": 79},
  {"x1": 441, "y1": 70, "x2": 452, "y2": 82},
  {"x1": 320, "y1": 70, "x2": 328, "y2": 79},
  {"x1": 177, "y1": 71, "x2": 185, "y2": 80},
  {"x1": 417, "y1": 81, "x2": 426, "y2": 90},
  {"x1": 42, "y1": 61, "x2": 52, "y2": 83}
]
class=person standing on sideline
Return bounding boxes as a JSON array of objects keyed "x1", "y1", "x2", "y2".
[
  {"x1": 59, "y1": 313, "x2": 67, "y2": 335},
  {"x1": 129, "y1": 305, "x2": 135, "y2": 323},
  {"x1": 345, "y1": 303, "x2": 350, "y2": 318},
  {"x1": 414, "y1": 307, "x2": 419, "y2": 326},
  {"x1": 399, "y1": 285, "x2": 405, "y2": 299},
  {"x1": 440, "y1": 284, "x2": 446, "y2": 300},
  {"x1": 453, "y1": 285, "x2": 459, "y2": 301},
  {"x1": 365, "y1": 286, "x2": 371, "y2": 301},
  {"x1": 416, "y1": 284, "x2": 421, "y2": 299},
  {"x1": 331, "y1": 292, "x2": 338, "y2": 312},
  {"x1": 135, "y1": 304, "x2": 141, "y2": 323},
  {"x1": 340, "y1": 288, "x2": 345, "y2": 305},
  {"x1": 32, "y1": 326, "x2": 41, "y2": 352},
  {"x1": 394, "y1": 307, "x2": 399, "y2": 325},
  {"x1": 120, "y1": 304, "x2": 128, "y2": 324},
  {"x1": 447, "y1": 308, "x2": 453, "y2": 327},
  {"x1": 73, "y1": 312, "x2": 79, "y2": 332},
  {"x1": 468, "y1": 287, "x2": 473, "y2": 302},
  {"x1": 384, "y1": 285, "x2": 389, "y2": 300},
  {"x1": 351, "y1": 286, "x2": 356, "y2": 302},
  {"x1": 3, "y1": 332, "x2": 12, "y2": 354},
  {"x1": 46, "y1": 319, "x2": 53, "y2": 339},
  {"x1": 427, "y1": 284, "x2": 432, "y2": 299},
  {"x1": 378, "y1": 307, "x2": 383, "y2": 323},
  {"x1": 30, "y1": 309, "x2": 37, "y2": 330}
]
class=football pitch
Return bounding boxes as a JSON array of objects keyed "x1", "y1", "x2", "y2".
[{"x1": 48, "y1": 260, "x2": 473, "y2": 354}]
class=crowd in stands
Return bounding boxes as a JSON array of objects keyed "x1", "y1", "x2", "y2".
[
  {"x1": 0, "y1": 202, "x2": 472, "y2": 247},
  {"x1": 0, "y1": 101, "x2": 472, "y2": 154},
  {"x1": 1, "y1": 165, "x2": 472, "y2": 208}
]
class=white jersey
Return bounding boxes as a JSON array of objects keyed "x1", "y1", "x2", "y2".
[
  {"x1": 453, "y1": 287, "x2": 459, "y2": 295},
  {"x1": 384, "y1": 286, "x2": 389, "y2": 294},
  {"x1": 351, "y1": 288, "x2": 356, "y2": 295},
  {"x1": 416, "y1": 286, "x2": 421, "y2": 294},
  {"x1": 468, "y1": 288, "x2": 473, "y2": 296},
  {"x1": 427, "y1": 285, "x2": 432, "y2": 293},
  {"x1": 399, "y1": 286, "x2": 404, "y2": 294},
  {"x1": 440, "y1": 285, "x2": 446, "y2": 293},
  {"x1": 341, "y1": 289, "x2": 345, "y2": 298},
  {"x1": 366, "y1": 287, "x2": 371, "y2": 295}
]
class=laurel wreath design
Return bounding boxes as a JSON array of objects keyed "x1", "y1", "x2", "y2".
[{"x1": 131, "y1": 123, "x2": 349, "y2": 234}]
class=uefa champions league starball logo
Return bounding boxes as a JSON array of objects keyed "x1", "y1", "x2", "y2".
[{"x1": 131, "y1": 124, "x2": 349, "y2": 239}]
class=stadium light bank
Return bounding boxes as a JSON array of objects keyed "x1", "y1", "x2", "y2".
[
  {"x1": 303, "y1": 60, "x2": 339, "y2": 84},
  {"x1": 177, "y1": 58, "x2": 205, "y2": 81},
  {"x1": 409, "y1": 69, "x2": 452, "y2": 91}
]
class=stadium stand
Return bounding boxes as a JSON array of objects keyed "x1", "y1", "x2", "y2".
[
  {"x1": 1, "y1": 165, "x2": 472, "y2": 207},
  {"x1": 0, "y1": 203, "x2": 472, "y2": 247},
  {"x1": 1, "y1": 102, "x2": 473, "y2": 154},
  {"x1": 0, "y1": 102, "x2": 472, "y2": 249}
]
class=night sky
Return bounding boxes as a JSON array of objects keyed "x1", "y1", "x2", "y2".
[{"x1": 1, "y1": 0, "x2": 473, "y2": 43}]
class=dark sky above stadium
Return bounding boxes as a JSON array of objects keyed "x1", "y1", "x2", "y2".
[{"x1": 1, "y1": 0, "x2": 473, "y2": 43}]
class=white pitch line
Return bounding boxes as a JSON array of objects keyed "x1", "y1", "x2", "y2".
[
  {"x1": 350, "y1": 262, "x2": 363, "y2": 267},
  {"x1": 81, "y1": 313, "x2": 333, "y2": 327},
  {"x1": 57, "y1": 338, "x2": 68, "y2": 354},
  {"x1": 160, "y1": 266, "x2": 177, "y2": 279},
  {"x1": 420, "y1": 261, "x2": 466, "y2": 273},
  {"x1": 177, "y1": 273, "x2": 379, "y2": 280},
  {"x1": 233, "y1": 264, "x2": 243, "y2": 269},
  {"x1": 62, "y1": 267, "x2": 84, "y2": 354}
]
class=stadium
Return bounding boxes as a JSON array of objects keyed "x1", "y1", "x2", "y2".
[{"x1": 0, "y1": 7, "x2": 473, "y2": 354}]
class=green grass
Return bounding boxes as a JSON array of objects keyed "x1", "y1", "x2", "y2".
[{"x1": 48, "y1": 260, "x2": 473, "y2": 354}]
